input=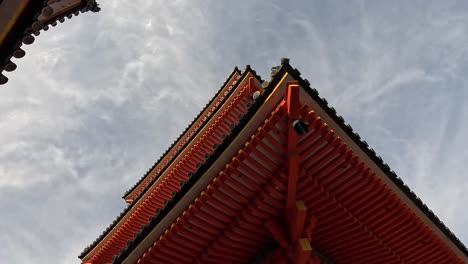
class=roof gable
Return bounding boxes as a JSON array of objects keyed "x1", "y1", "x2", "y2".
[{"x1": 81, "y1": 59, "x2": 468, "y2": 264}]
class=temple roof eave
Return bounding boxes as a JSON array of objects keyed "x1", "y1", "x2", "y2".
[
  {"x1": 80, "y1": 59, "x2": 468, "y2": 263},
  {"x1": 121, "y1": 66, "x2": 266, "y2": 202},
  {"x1": 115, "y1": 68, "x2": 288, "y2": 264},
  {"x1": 121, "y1": 66, "x2": 243, "y2": 201},
  {"x1": 79, "y1": 66, "x2": 264, "y2": 261},
  {"x1": 0, "y1": 0, "x2": 100, "y2": 85},
  {"x1": 120, "y1": 60, "x2": 468, "y2": 263}
]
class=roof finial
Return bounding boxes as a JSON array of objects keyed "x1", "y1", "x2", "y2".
[{"x1": 281, "y1": 57, "x2": 290, "y2": 65}]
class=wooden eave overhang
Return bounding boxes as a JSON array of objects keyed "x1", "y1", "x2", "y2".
[
  {"x1": 81, "y1": 59, "x2": 468, "y2": 264},
  {"x1": 79, "y1": 67, "x2": 264, "y2": 263},
  {"x1": 122, "y1": 66, "x2": 245, "y2": 202},
  {"x1": 0, "y1": 0, "x2": 99, "y2": 85}
]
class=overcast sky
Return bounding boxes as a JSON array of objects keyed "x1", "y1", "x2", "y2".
[{"x1": 1, "y1": 0, "x2": 468, "y2": 263}]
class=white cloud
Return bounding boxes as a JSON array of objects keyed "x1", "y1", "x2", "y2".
[{"x1": 1, "y1": 0, "x2": 468, "y2": 262}]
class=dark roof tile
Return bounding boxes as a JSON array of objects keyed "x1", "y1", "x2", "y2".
[{"x1": 0, "y1": 0, "x2": 99, "y2": 85}]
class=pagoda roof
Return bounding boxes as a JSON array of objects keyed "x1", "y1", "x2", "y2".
[
  {"x1": 79, "y1": 66, "x2": 262, "y2": 262},
  {"x1": 0, "y1": 0, "x2": 100, "y2": 85},
  {"x1": 80, "y1": 59, "x2": 468, "y2": 264},
  {"x1": 122, "y1": 66, "x2": 248, "y2": 202}
]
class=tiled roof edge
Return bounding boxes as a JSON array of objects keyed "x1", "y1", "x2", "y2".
[
  {"x1": 122, "y1": 65, "x2": 265, "y2": 201},
  {"x1": 0, "y1": 0, "x2": 46, "y2": 84},
  {"x1": 0, "y1": 0, "x2": 99, "y2": 85},
  {"x1": 122, "y1": 67, "x2": 241, "y2": 199},
  {"x1": 280, "y1": 60, "x2": 468, "y2": 257},
  {"x1": 111, "y1": 63, "x2": 287, "y2": 264},
  {"x1": 79, "y1": 66, "x2": 261, "y2": 259}
]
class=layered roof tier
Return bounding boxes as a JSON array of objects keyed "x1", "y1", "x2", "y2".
[{"x1": 80, "y1": 59, "x2": 468, "y2": 264}]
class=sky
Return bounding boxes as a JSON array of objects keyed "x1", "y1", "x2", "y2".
[{"x1": 1, "y1": 0, "x2": 468, "y2": 263}]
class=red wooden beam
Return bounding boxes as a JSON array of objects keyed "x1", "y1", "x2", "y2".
[
  {"x1": 304, "y1": 214, "x2": 317, "y2": 243},
  {"x1": 285, "y1": 81, "x2": 300, "y2": 119},
  {"x1": 248, "y1": 76, "x2": 255, "y2": 93},
  {"x1": 290, "y1": 200, "x2": 307, "y2": 241},
  {"x1": 294, "y1": 238, "x2": 312, "y2": 264},
  {"x1": 287, "y1": 151, "x2": 300, "y2": 211},
  {"x1": 285, "y1": 81, "x2": 301, "y2": 212}
]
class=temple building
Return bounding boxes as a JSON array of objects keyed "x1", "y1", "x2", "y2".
[
  {"x1": 0, "y1": 0, "x2": 100, "y2": 85},
  {"x1": 80, "y1": 59, "x2": 468, "y2": 263}
]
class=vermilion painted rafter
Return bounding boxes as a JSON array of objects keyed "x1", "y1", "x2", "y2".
[
  {"x1": 135, "y1": 107, "x2": 289, "y2": 264},
  {"x1": 85, "y1": 66, "x2": 468, "y2": 264},
  {"x1": 142, "y1": 92, "x2": 463, "y2": 262}
]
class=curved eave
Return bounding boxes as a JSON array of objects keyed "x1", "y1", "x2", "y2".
[
  {"x1": 116, "y1": 60, "x2": 468, "y2": 263},
  {"x1": 0, "y1": 0, "x2": 99, "y2": 85},
  {"x1": 132, "y1": 96, "x2": 463, "y2": 263},
  {"x1": 79, "y1": 68, "x2": 263, "y2": 262},
  {"x1": 122, "y1": 66, "x2": 265, "y2": 202},
  {"x1": 80, "y1": 59, "x2": 468, "y2": 263},
  {"x1": 114, "y1": 70, "x2": 290, "y2": 264},
  {"x1": 122, "y1": 66, "x2": 243, "y2": 202}
]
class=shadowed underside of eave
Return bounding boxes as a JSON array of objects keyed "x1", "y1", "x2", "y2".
[
  {"x1": 80, "y1": 70, "x2": 263, "y2": 263},
  {"x1": 80, "y1": 59, "x2": 468, "y2": 264},
  {"x1": 121, "y1": 66, "x2": 244, "y2": 202},
  {"x1": 129, "y1": 89, "x2": 465, "y2": 264}
]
